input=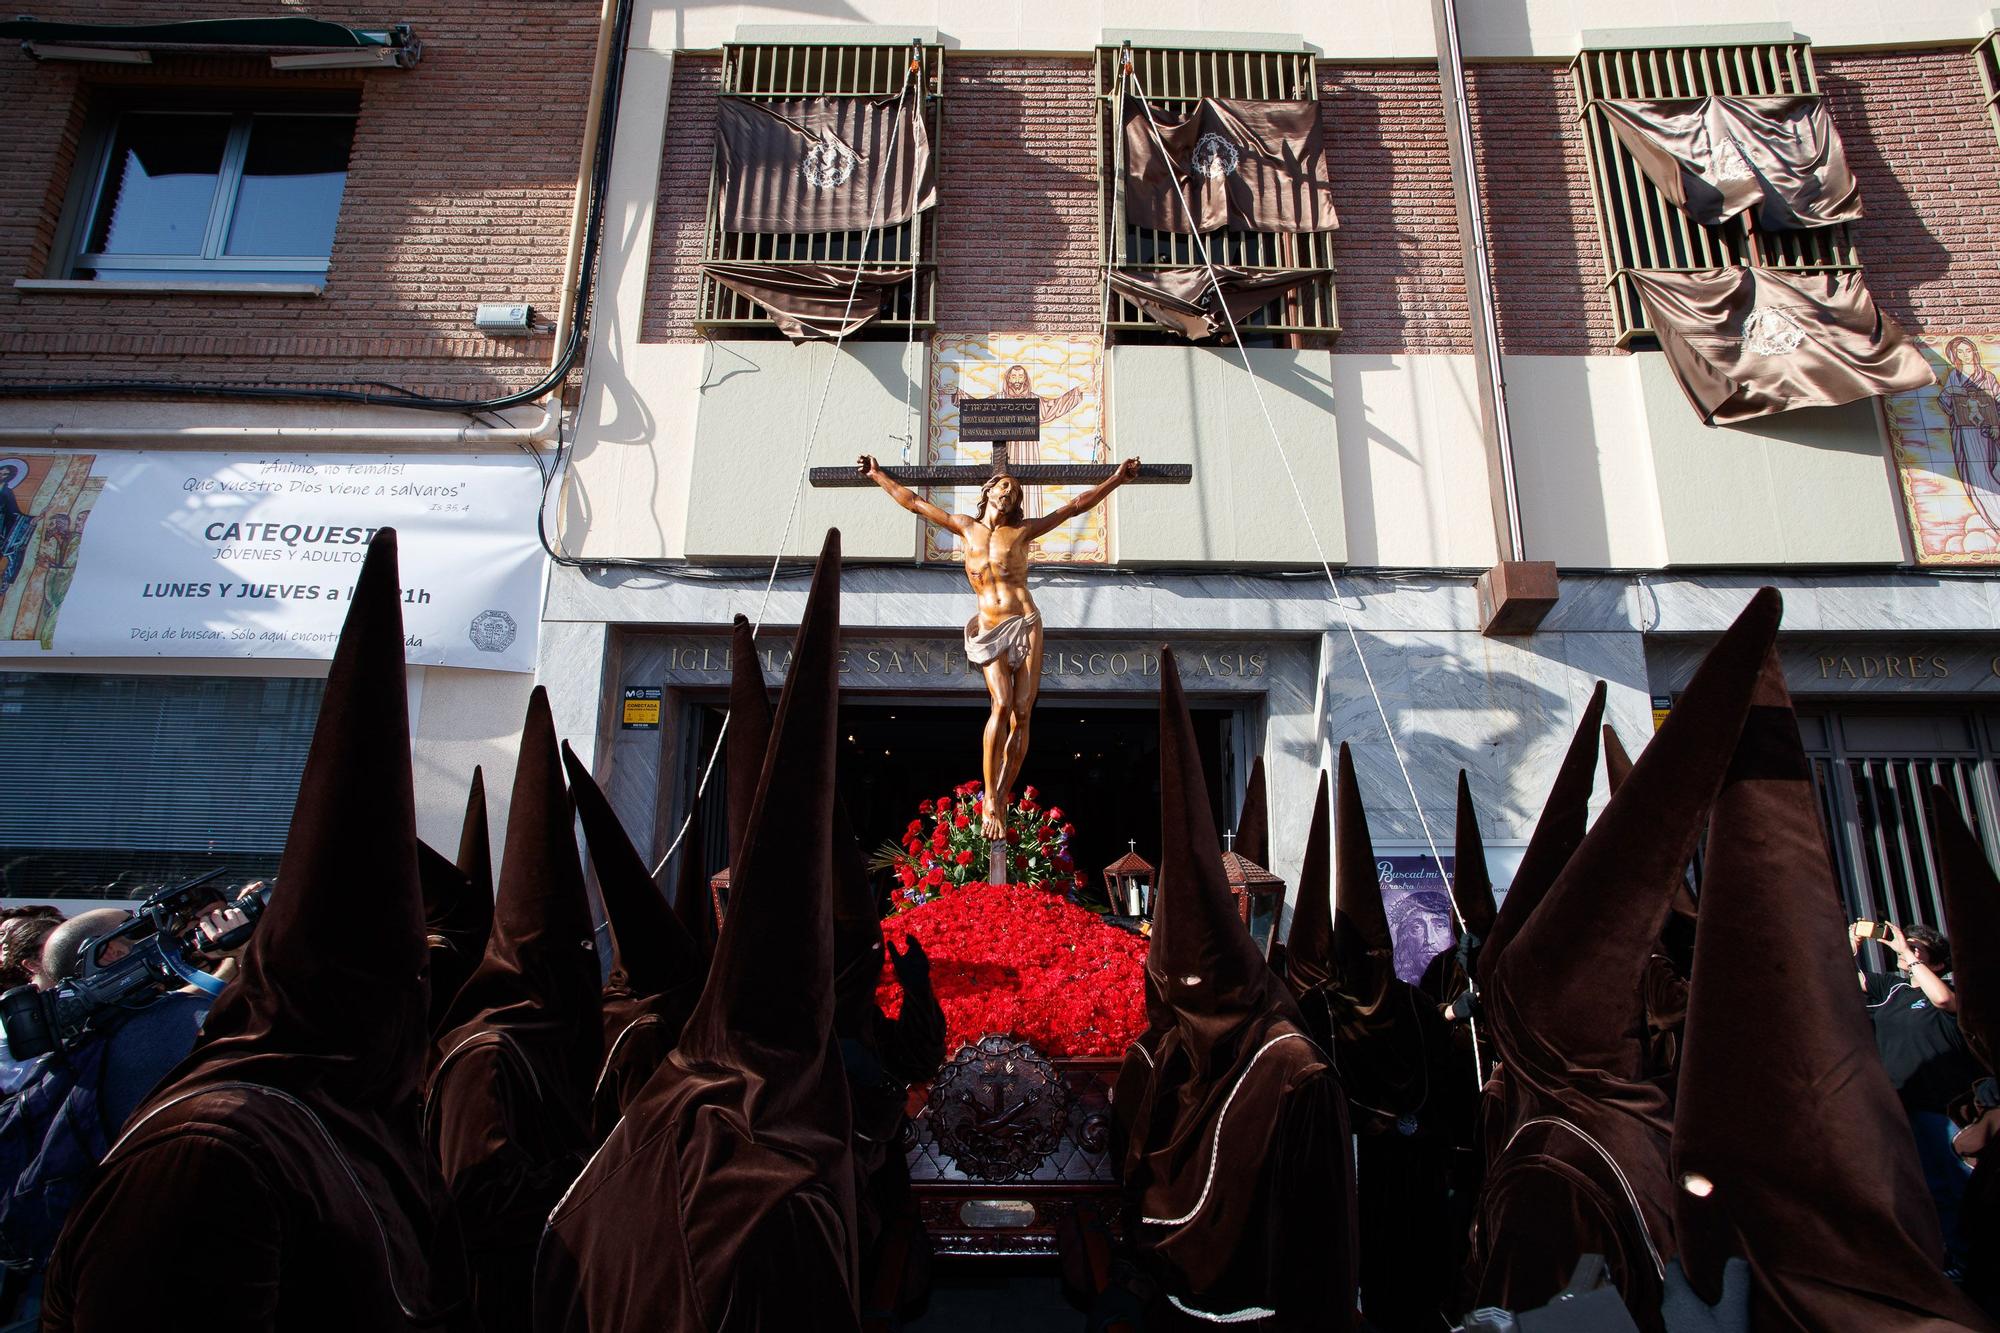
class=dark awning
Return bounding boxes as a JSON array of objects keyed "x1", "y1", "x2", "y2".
[{"x1": 2, "y1": 17, "x2": 420, "y2": 66}]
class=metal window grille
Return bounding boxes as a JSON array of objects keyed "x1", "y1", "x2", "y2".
[
  {"x1": 696, "y1": 40, "x2": 943, "y2": 334},
  {"x1": 1973, "y1": 31, "x2": 2000, "y2": 155},
  {"x1": 1094, "y1": 45, "x2": 1339, "y2": 341},
  {"x1": 1797, "y1": 706, "x2": 2000, "y2": 957},
  {"x1": 1571, "y1": 39, "x2": 1859, "y2": 345}
]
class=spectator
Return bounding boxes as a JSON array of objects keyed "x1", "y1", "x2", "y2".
[
  {"x1": 0, "y1": 908, "x2": 64, "y2": 1097},
  {"x1": 0, "y1": 908, "x2": 63, "y2": 991},
  {"x1": 1853, "y1": 919, "x2": 1983, "y2": 1270}
]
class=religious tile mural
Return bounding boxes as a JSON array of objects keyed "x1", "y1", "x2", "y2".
[
  {"x1": 1884, "y1": 335, "x2": 2000, "y2": 566},
  {"x1": 923, "y1": 332, "x2": 1109, "y2": 564},
  {"x1": 0, "y1": 453, "x2": 104, "y2": 649}
]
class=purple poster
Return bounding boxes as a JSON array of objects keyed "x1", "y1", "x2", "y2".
[{"x1": 1378, "y1": 854, "x2": 1457, "y2": 984}]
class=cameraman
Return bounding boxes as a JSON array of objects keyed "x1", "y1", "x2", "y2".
[
  {"x1": 1851, "y1": 918, "x2": 1982, "y2": 1272},
  {"x1": 0, "y1": 899, "x2": 249, "y2": 1330}
]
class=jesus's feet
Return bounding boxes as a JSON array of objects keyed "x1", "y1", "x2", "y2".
[{"x1": 981, "y1": 808, "x2": 1006, "y2": 841}]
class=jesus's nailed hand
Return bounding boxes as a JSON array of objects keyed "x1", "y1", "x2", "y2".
[
  {"x1": 856, "y1": 454, "x2": 881, "y2": 478},
  {"x1": 1116, "y1": 457, "x2": 1142, "y2": 483}
]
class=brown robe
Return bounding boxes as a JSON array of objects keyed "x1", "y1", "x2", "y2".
[
  {"x1": 44, "y1": 530, "x2": 471, "y2": 1332},
  {"x1": 426, "y1": 688, "x2": 602, "y2": 1333},
  {"x1": 562, "y1": 741, "x2": 705, "y2": 1142},
  {"x1": 1671, "y1": 649, "x2": 1994, "y2": 1331},
  {"x1": 1118, "y1": 649, "x2": 1355, "y2": 1330},
  {"x1": 1474, "y1": 591, "x2": 1779, "y2": 1329},
  {"x1": 1108, "y1": 266, "x2": 1327, "y2": 341},
  {"x1": 704, "y1": 263, "x2": 917, "y2": 342},
  {"x1": 536, "y1": 529, "x2": 860, "y2": 1333}
]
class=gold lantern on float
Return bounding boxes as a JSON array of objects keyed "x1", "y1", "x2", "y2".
[
  {"x1": 1102, "y1": 841, "x2": 1155, "y2": 919},
  {"x1": 1221, "y1": 832, "x2": 1285, "y2": 957}
]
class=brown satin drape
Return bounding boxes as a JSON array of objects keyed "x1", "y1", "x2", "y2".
[
  {"x1": 1121, "y1": 94, "x2": 1338, "y2": 235},
  {"x1": 703, "y1": 263, "x2": 916, "y2": 341},
  {"x1": 1599, "y1": 96, "x2": 1860, "y2": 231},
  {"x1": 1108, "y1": 266, "x2": 1326, "y2": 340},
  {"x1": 1629, "y1": 266, "x2": 1934, "y2": 424},
  {"x1": 716, "y1": 94, "x2": 936, "y2": 234}
]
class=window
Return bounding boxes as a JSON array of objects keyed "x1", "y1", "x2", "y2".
[
  {"x1": 1572, "y1": 37, "x2": 1858, "y2": 345},
  {"x1": 1095, "y1": 44, "x2": 1339, "y2": 344},
  {"x1": 697, "y1": 41, "x2": 942, "y2": 335},
  {"x1": 1797, "y1": 705, "x2": 2000, "y2": 944},
  {"x1": 0, "y1": 672, "x2": 325, "y2": 900},
  {"x1": 1974, "y1": 30, "x2": 2000, "y2": 153},
  {"x1": 56, "y1": 94, "x2": 357, "y2": 288}
]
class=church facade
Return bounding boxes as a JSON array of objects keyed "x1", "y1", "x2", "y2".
[{"x1": 542, "y1": 0, "x2": 2000, "y2": 940}]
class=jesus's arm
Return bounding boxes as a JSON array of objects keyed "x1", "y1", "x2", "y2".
[
  {"x1": 858, "y1": 455, "x2": 967, "y2": 534},
  {"x1": 1020, "y1": 457, "x2": 1141, "y2": 540}
]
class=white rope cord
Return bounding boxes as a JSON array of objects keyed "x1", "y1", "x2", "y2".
[
  {"x1": 1124, "y1": 61, "x2": 1486, "y2": 1084},
  {"x1": 652, "y1": 61, "x2": 920, "y2": 877}
]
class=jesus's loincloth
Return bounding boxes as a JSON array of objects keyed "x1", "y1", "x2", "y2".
[{"x1": 964, "y1": 611, "x2": 1041, "y2": 670}]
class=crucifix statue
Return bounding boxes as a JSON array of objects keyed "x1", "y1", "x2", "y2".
[{"x1": 813, "y1": 400, "x2": 1188, "y2": 843}]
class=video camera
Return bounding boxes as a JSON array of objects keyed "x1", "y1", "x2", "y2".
[{"x1": 0, "y1": 869, "x2": 270, "y2": 1061}]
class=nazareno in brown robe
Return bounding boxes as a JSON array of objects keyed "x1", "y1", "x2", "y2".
[
  {"x1": 562, "y1": 742, "x2": 705, "y2": 1142},
  {"x1": 1929, "y1": 788, "x2": 2000, "y2": 1321},
  {"x1": 1298, "y1": 748, "x2": 1477, "y2": 1333},
  {"x1": 1669, "y1": 641, "x2": 1995, "y2": 1331},
  {"x1": 419, "y1": 769, "x2": 493, "y2": 1035},
  {"x1": 832, "y1": 794, "x2": 946, "y2": 1319},
  {"x1": 1473, "y1": 590, "x2": 1779, "y2": 1330},
  {"x1": 426, "y1": 686, "x2": 603, "y2": 1333},
  {"x1": 43, "y1": 529, "x2": 472, "y2": 1332},
  {"x1": 535, "y1": 529, "x2": 860, "y2": 1333},
  {"x1": 1118, "y1": 648, "x2": 1355, "y2": 1331}
]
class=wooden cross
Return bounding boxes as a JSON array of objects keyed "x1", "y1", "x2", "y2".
[{"x1": 806, "y1": 397, "x2": 1192, "y2": 492}]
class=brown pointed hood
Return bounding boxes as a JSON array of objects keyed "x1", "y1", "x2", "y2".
[
  {"x1": 1282, "y1": 769, "x2": 1334, "y2": 1003},
  {"x1": 726, "y1": 612, "x2": 774, "y2": 869},
  {"x1": 562, "y1": 742, "x2": 702, "y2": 1032},
  {"x1": 1477, "y1": 681, "x2": 1606, "y2": 990},
  {"x1": 1926, "y1": 788, "x2": 2000, "y2": 1079},
  {"x1": 1602, "y1": 724, "x2": 1635, "y2": 794},
  {"x1": 1331, "y1": 743, "x2": 1394, "y2": 1010},
  {"x1": 433, "y1": 687, "x2": 603, "y2": 1136},
  {"x1": 1143, "y1": 648, "x2": 1300, "y2": 1083},
  {"x1": 1418, "y1": 769, "x2": 1496, "y2": 1010},
  {"x1": 1234, "y1": 756, "x2": 1270, "y2": 869},
  {"x1": 540, "y1": 531, "x2": 858, "y2": 1326},
  {"x1": 420, "y1": 769, "x2": 493, "y2": 1032},
  {"x1": 1490, "y1": 592, "x2": 1776, "y2": 1109},
  {"x1": 1671, "y1": 642, "x2": 1993, "y2": 1329},
  {"x1": 139, "y1": 529, "x2": 458, "y2": 1312}
]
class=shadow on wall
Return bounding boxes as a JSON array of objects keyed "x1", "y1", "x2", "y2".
[{"x1": 1816, "y1": 63, "x2": 1953, "y2": 329}]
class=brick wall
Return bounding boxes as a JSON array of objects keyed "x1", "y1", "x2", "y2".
[
  {"x1": 1821, "y1": 48, "x2": 2000, "y2": 337},
  {"x1": 646, "y1": 55, "x2": 1473, "y2": 351},
  {"x1": 1466, "y1": 63, "x2": 1613, "y2": 356},
  {"x1": 0, "y1": 1, "x2": 599, "y2": 398},
  {"x1": 1320, "y1": 64, "x2": 1471, "y2": 354}
]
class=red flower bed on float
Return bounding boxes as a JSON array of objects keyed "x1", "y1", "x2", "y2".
[{"x1": 876, "y1": 881, "x2": 1149, "y2": 1059}]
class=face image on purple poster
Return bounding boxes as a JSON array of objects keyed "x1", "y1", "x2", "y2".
[{"x1": 1378, "y1": 854, "x2": 1456, "y2": 985}]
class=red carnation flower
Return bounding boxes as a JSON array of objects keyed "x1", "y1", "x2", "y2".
[
  {"x1": 955, "y1": 849, "x2": 974, "y2": 866},
  {"x1": 1048, "y1": 807, "x2": 1064, "y2": 821},
  {"x1": 917, "y1": 799, "x2": 933, "y2": 815},
  {"x1": 954, "y1": 813, "x2": 970, "y2": 830},
  {"x1": 1061, "y1": 823, "x2": 1076, "y2": 837}
]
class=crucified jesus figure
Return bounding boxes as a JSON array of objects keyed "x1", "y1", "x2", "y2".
[{"x1": 858, "y1": 453, "x2": 1141, "y2": 839}]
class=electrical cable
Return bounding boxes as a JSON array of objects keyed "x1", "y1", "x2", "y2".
[
  {"x1": 648, "y1": 53, "x2": 924, "y2": 878},
  {"x1": 1125, "y1": 57, "x2": 1488, "y2": 1086}
]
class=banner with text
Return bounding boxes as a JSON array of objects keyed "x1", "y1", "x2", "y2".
[{"x1": 0, "y1": 451, "x2": 545, "y2": 671}]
